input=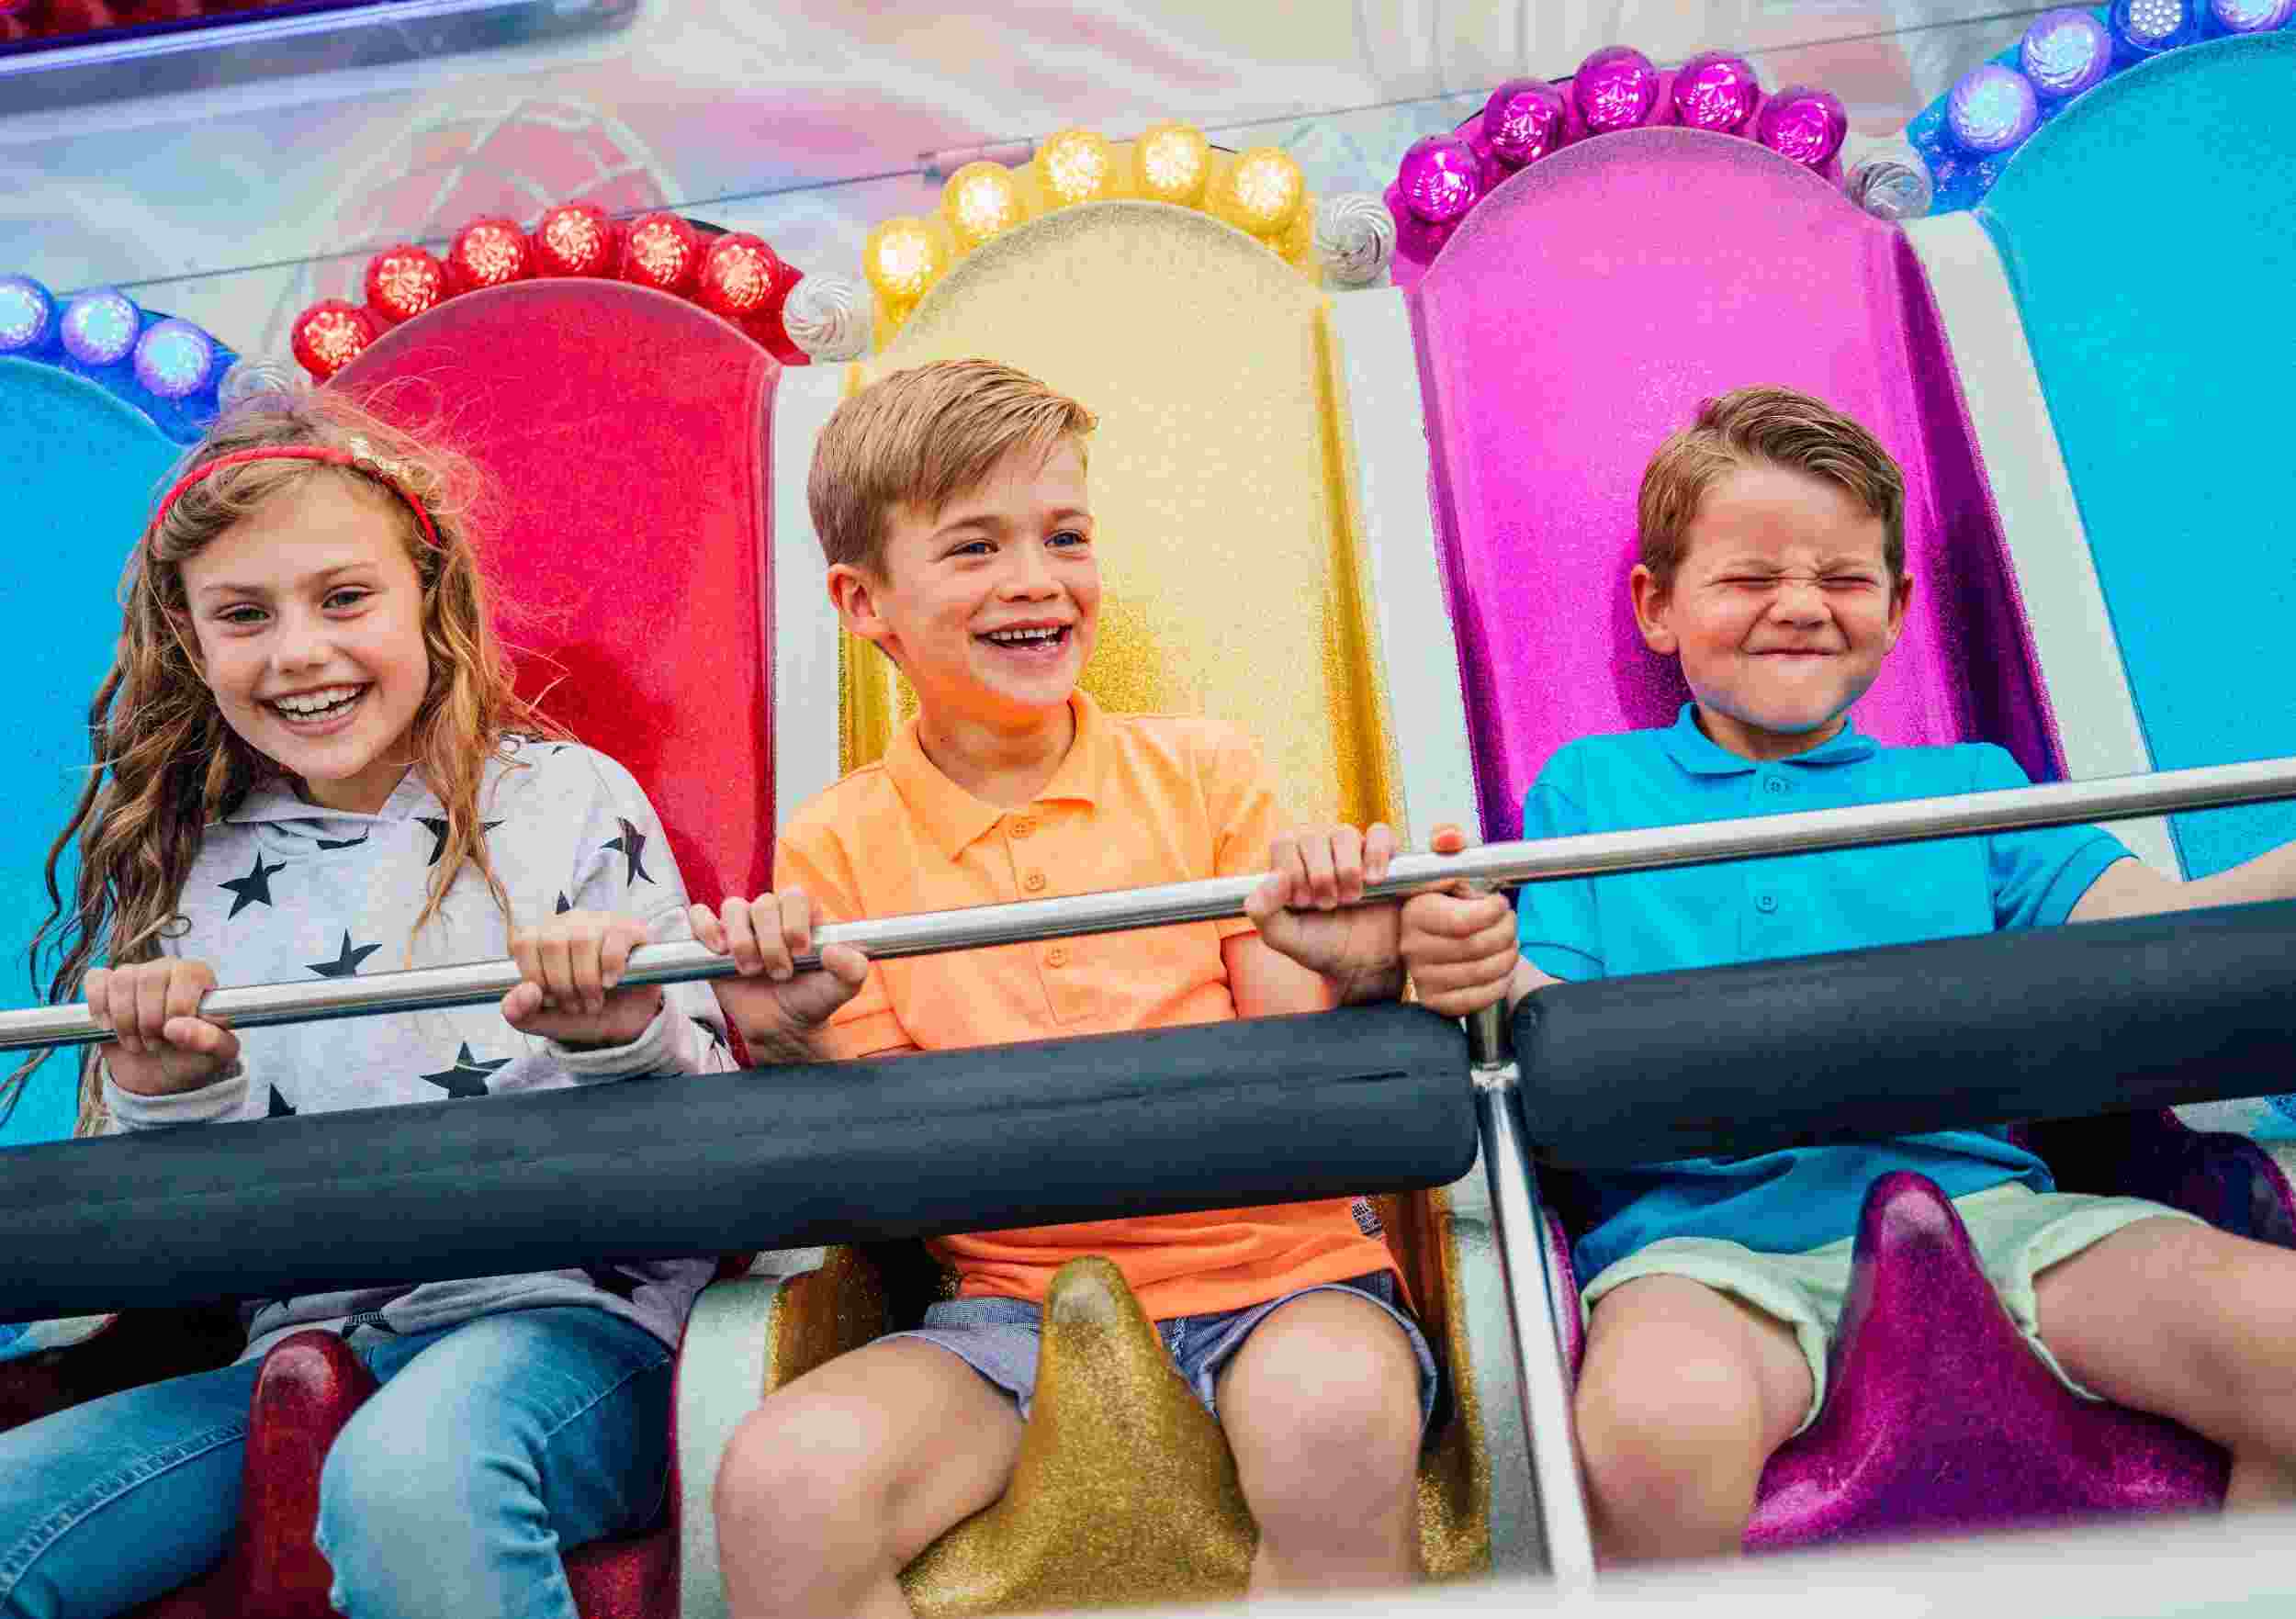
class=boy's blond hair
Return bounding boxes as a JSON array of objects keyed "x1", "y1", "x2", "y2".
[
  {"x1": 1637, "y1": 386, "x2": 1907, "y2": 590},
  {"x1": 807, "y1": 359, "x2": 1097, "y2": 577}
]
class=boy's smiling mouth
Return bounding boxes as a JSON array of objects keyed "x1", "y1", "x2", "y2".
[{"x1": 976, "y1": 624, "x2": 1072, "y2": 657}]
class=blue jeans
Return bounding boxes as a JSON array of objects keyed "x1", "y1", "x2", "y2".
[{"x1": 0, "y1": 1307, "x2": 670, "y2": 1619}]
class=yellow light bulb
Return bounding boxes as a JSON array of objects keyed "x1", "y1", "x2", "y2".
[
  {"x1": 1038, "y1": 128, "x2": 1116, "y2": 208},
  {"x1": 863, "y1": 217, "x2": 944, "y2": 305},
  {"x1": 1221, "y1": 147, "x2": 1305, "y2": 238},
  {"x1": 1135, "y1": 120, "x2": 1210, "y2": 207},
  {"x1": 943, "y1": 162, "x2": 1025, "y2": 251}
]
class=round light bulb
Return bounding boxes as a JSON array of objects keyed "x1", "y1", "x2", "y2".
[
  {"x1": 863, "y1": 218, "x2": 945, "y2": 306},
  {"x1": 1038, "y1": 129, "x2": 1116, "y2": 208},
  {"x1": 1221, "y1": 147, "x2": 1306, "y2": 237},
  {"x1": 943, "y1": 163, "x2": 1025, "y2": 250},
  {"x1": 1136, "y1": 121, "x2": 1211, "y2": 206}
]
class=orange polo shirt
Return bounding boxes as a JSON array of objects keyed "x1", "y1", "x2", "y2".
[{"x1": 772, "y1": 691, "x2": 1400, "y2": 1320}]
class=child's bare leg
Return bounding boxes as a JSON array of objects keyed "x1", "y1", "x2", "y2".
[
  {"x1": 714, "y1": 1337, "x2": 1023, "y2": 1619},
  {"x1": 1574, "y1": 1276, "x2": 1810, "y2": 1564},
  {"x1": 2036, "y1": 1218, "x2": 2296, "y2": 1507},
  {"x1": 1213, "y1": 1291, "x2": 1424, "y2": 1593}
]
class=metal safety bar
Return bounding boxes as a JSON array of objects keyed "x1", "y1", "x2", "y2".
[
  {"x1": 5, "y1": 751, "x2": 2294, "y2": 1054},
  {"x1": 1468, "y1": 1000, "x2": 1599, "y2": 1584}
]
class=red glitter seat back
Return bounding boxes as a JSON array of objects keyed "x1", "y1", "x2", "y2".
[{"x1": 331, "y1": 280, "x2": 777, "y2": 909}]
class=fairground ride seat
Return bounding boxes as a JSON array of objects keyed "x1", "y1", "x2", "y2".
[
  {"x1": 1404, "y1": 101, "x2": 2292, "y2": 1550},
  {"x1": 0, "y1": 354, "x2": 253, "y2": 1445},
  {"x1": 728, "y1": 196, "x2": 1541, "y2": 1614},
  {"x1": 1923, "y1": 32, "x2": 2296, "y2": 1204},
  {"x1": 0, "y1": 278, "x2": 783, "y2": 1619},
  {"x1": 0, "y1": 360, "x2": 187, "y2": 1150}
]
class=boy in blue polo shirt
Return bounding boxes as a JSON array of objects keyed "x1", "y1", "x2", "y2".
[{"x1": 1396, "y1": 387, "x2": 2296, "y2": 1563}]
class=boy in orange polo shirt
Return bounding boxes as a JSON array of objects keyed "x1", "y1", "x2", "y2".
[{"x1": 694, "y1": 359, "x2": 1435, "y2": 1617}]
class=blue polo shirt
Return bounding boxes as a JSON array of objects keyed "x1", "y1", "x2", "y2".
[{"x1": 1521, "y1": 704, "x2": 2133, "y2": 1281}]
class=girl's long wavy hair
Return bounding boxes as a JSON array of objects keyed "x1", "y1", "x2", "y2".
[{"x1": 6, "y1": 391, "x2": 563, "y2": 1136}]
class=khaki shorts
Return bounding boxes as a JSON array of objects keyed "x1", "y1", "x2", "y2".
[{"x1": 1579, "y1": 1181, "x2": 2200, "y2": 1435}]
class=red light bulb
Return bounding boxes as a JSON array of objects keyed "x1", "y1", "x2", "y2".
[
  {"x1": 290, "y1": 300, "x2": 377, "y2": 381},
  {"x1": 363, "y1": 244, "x2": 448, "y2": 327},
  {"x1": 445, "y1": 217, "x2": 534, "y2": 295},
  {"x1": 620, "y1": 212, "x2": 702, "y2": 295},
  {"x1": 696, "y1": 233, "x2": 786, "y2": 322},
  {"x1": 532, "y1": 202, "x2": 619, "y2": 278}
]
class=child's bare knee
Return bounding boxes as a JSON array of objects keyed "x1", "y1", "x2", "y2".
[
  {"x1": 2044, "y1": 1223, "x2": 2296, "y2": 1429},
  {"x1": 715, "y1": 1391, "x2": 893, "y2": 1536},
  {"x1": 1225, "y1": 1304, "x2": 1422, "y2": 1513},
  {"x1": 1575, "y1": 1343, "x2": 1772, "y2": 1522},
  {"x1": 2179, "y1": 1242, "x2": 2296, "y2": 1409},
  {"x1": 1272, "y1": 1370, "x2": 1419, "y2": 1483}
]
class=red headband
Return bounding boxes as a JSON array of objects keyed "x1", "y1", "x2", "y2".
[{"x1": 150, "y1": 444, "x2": 443, "y2": 550}]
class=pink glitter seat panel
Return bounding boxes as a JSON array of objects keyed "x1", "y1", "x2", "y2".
[
  {"x1": 1410, "y1": 128, "x2": 2061, "y2": 838},
  {"x1": 1748, "y1": 1173, "x2": 2225, "y2": 1549}
]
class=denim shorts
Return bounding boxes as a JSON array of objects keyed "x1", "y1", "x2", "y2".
[{"x1": 886, "y1": 1271, "x2": 1440, "y2": 1432}]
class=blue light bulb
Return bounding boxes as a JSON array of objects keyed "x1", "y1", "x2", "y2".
[
  {"x1": 59, "y1": 288, "x2": 140, "y2": 367},
  {"x1": 0, "y1": 275, "x2": 54, "y2": 354},
  {"x1": 132, "y1": 319, "x2": 218, "y2": 399},
  {"x1": 2112, "y1": 0, "x2": 2200, "y2": 53},
  {"x1": 2020, "y1": 8, "x2": 2115, "y2": 98}
]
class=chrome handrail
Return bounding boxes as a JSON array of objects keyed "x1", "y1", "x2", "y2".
[{"x1": 4, "y1": 752, "x2": 2292, "y2": 1053}]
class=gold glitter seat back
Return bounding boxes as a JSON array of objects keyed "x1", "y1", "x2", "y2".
[{"x1": 842, "y1": 199, "x2": 1399, "y2": 834}]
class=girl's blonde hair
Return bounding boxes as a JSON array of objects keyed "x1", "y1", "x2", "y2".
[{"x1": 7, "y1": 390, "x2": 562, "y2": 1135}]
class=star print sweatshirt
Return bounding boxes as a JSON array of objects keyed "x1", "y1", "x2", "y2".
[{"x1": 101, "y1": 737, "x2": 735, "y2": 1360}]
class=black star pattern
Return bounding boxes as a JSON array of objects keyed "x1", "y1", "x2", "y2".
[
  {"x1": 418, "y1": 1041, "x2": 512, "y2": 1099},
  {"x1": 267, "y1": 1085, "x2": 296, "y2": 1118},
  {"x1": 602, "y1": 818, "x2": 654, "y2": 886},
  {"x1": 583, "y1": 1265, "x2": 641, "y2": 1302},
  {"x1": 315, "y1": 831, "x2": 370, "y2": 852},
  {"x1": 219, "y1": 853, "x2": 286, "y2": 919},
  {"x1": 417, "y1": 816, "x2": 504, "y2": 867},
  {"x1": 555, "y1": 893, "x2": 573, "y2": 915},
  {"x1": 306, "y1": 931, "x2": 380, "y2": 979}
]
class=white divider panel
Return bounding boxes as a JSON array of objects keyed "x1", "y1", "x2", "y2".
[
  {"x1": 1902, "y1": 211, "x2": 2179, "y2": 878},
  {"x1": 1327, "y1": 288, "x2": 1483, "y2": 838},
  {"x1": 771, "y1": 362, "x2": 854, "y2": 831},
  {"x1": 674, "y1": 1275, "x2": 783, "y2": 1619}
]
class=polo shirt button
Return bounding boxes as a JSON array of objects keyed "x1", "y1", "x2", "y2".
[
  {"x1": 1046, "y1": 946, "x2": 1070, "y2": 968},
  {"x1": 1011, "y1": 819, "x2": 1035, "y2": 838},
  {"x1": 1763, "y1": 776, "x2": 1786, "y2": 795},
  {"x1": 1756, "y1": 893, "x2": 1778, "y2": 913},
  {"x1": 1023, "y1": 871, "x2": 1047, "y2": 893}
]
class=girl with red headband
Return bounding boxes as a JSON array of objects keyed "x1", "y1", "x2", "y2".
[{"x1": 0, "y1": 392, "x2": 734, "y2": 1619}]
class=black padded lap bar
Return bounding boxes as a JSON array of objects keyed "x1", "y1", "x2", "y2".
[
  {"x1": 0, "y1": 1003, "x2": 1470, "y2": 1323},
  {"x1": 1514, "y1": 899, "x2": 2296, "y2": 1168}
]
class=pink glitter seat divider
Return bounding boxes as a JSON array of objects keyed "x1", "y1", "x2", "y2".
[{"x1": 1747, "y1": 1173, "x2": 2225, "y2": 1548}]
